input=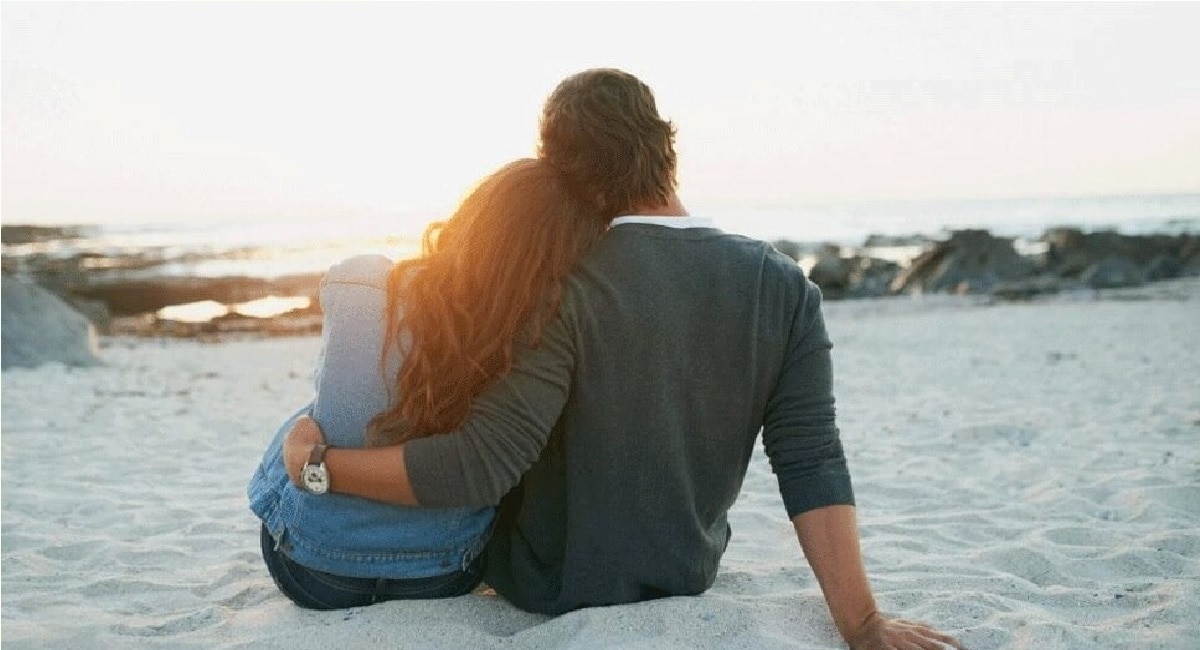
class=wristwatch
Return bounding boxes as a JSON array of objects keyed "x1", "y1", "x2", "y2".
[{"x1": 300, "y1": 444, "x2": 331, "y2": 494}]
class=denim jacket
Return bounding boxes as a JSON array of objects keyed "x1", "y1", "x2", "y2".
[{"x1": 248, "y1": 255, "x2": 494, "y2": 579}]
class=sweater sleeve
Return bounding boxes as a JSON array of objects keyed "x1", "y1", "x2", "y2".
[
  {"x1": 402, "y1": 306, "x2": 576, "y2": 507},
  {"x1": 762, "y1": 279, "x2": 855, "y2": 518}
]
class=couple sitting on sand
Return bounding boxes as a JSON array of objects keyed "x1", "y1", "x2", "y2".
[{"x1": 248, "y1": 69, "x2": 962, "y2": 650}]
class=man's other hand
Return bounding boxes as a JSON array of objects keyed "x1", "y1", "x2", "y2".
[{"x1": 849, "y1": 612, "x2": 965, "y2": 650}]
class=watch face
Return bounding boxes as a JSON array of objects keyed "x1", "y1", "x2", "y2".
[{"x1": 301, "y1": 464, "x2": 329, "y2": 494}]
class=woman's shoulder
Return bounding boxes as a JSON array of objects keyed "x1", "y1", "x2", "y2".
[{"x1": 322, "y1": 254, "x2": 394, "y2": 288}]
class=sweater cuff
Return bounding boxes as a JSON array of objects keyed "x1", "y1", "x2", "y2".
[{"x1": 779, "y1": 464, "x2": 856, "y2": 519}]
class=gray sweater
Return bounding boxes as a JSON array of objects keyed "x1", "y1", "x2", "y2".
[{"x1": 405, "y1": 222, "x2": 854, "y2": 614}]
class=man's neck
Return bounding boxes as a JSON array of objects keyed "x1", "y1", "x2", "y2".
[{"x1": 627, "y1": 193, "x2": 688, "y2": 217}]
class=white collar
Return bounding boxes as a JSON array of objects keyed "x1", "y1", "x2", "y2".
[{"x1": 609, "y1": 215, "x2": 719, "y2": 230}]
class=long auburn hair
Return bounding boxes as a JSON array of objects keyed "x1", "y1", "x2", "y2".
[{"x1": 367, "y1": 158, "x2": 605, "y2": 446}]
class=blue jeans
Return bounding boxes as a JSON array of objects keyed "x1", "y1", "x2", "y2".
[{"x1": 260, "y1": 525, "x2": 484, "y2": 610}]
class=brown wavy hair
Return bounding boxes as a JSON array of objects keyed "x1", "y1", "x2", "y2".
[
  {"x1": 366, "y1": 158, "x2": 604, "y2": 446},
  {"x1": 539, "y1": 68, "x2": 677, "y2": 221}
]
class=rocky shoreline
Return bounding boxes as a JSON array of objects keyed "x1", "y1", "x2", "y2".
[
  {"x1": 3, "y1": 225, "x2": 1199, "y2": 344},
  {"x1": 4, "y1": 264, "x2": 325, "y2": 340},
  {"x1": 783, "y1": 227, "x2": 1199, "y2": 300},
  {"x1": 3, "y1": 224, "x2": 325, "y2": 340}
]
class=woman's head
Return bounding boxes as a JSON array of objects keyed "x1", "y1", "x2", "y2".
[
  {"x1": 539, "y1": 68, "x2": 677, "y2": 221},
  {"x1": 369, "y1": 158, "x2": 604, "y2": 445}
]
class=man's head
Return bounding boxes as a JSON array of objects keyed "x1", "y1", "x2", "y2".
[{"x1": 538, "y1": 68, "x2": 677, "y2": 221}]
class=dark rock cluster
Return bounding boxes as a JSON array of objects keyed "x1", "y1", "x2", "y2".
[
  {"x1": 0, "y1": 224, "x2": 91, "y2": 245},
  {"x1": 807, "y1": 245, "x2": 902, "y2": 300},
  {"x1": 774, "y1": 228, "x2": 1200, "y2": 300}
]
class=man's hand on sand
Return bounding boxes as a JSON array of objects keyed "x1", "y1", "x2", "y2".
[
  {"x1": 283, "y1": 415, "x2": 326, "y2": 486},
  {"x1": 849, "y1": 612, "x2": 965, "y2": 650}
]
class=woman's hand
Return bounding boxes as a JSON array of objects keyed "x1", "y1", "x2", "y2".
[
  {"x1": 283, "y1": 415, "x2": 327, "y2": 486},
  {"x1": 849, "y1": 612, "x2": 965, "y2": 650}
]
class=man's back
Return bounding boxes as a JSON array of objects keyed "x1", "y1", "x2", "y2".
[{"x1": 478, "y1": 218, "x2": 855, "y2": 613}]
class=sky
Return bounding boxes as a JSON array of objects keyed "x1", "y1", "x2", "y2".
[{"x1": 3, "y1": 1, "x2": 1200, "y2": 234}]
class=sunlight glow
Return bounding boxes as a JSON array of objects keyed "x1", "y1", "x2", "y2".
[
  {"x1": 156, "y1": 296, "x2": 312, "y2": 322},
  {"x1": 156, "y1": 300, "x2": 228, "y2": 323},
  {"x1": 233, "y1": 296, "x2": 311, "y2": 319}
]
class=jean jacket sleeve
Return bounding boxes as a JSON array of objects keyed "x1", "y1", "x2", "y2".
[{"x1": 310, "y1": 254, "x2": 397, "y2": 448}]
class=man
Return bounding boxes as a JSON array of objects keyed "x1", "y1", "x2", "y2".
[{"x1": 283, "y1": 69, "x2": 961, "y2": 649}]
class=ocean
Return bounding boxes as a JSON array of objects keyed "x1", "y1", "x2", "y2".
[{"x1": 4, "y1": 192, "x2": 1198, "y2": 282}]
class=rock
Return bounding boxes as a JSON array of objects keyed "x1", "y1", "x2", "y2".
[
  {"x1": 1040, "y1": 228, "x2": 1198, "y2": 280},
  {"x1": 807, "y1": 245, "x2": 900, "y2": 300},
  {"x1": 809, "y1": 251, "x2": 853, "y2": 294},
  {"x1": 1081, "y1": 257, "x2": 1147, "y2": 289},
  {"x1": 1179, "y1": 237, "x2": 1200, "y2": 276},
  {"x1": 65, "y1": 296, "x2": 113, "y2": 330},
  {"x1": 890, "y1": 229, "x2": 1036, "y2": 295},
  {"x1": 209, "y1": 312, "x2": 265, "y2": 333},
  {"x1": 108, "y1": 314, "x2": 157, "y2": 337},
  {"x1": 771, "y1": 239, "x2": 803, "y2": 262},
  {"x1": 862, "y1": 233, "x2": 935, "y2": 248},
  {"x1": 2, "y1": 273, "x2": 101, "y2": 370},
  {"x1": 265, "y1": 314, "x2": 324, "y2": 337},
  {"x1": 1144, "y1": 254, "x2": 1181, "y2": 282},
  {"x1": 1, "y1": 224, "x2": 89, "y2": 245},
  {"x1": 106, "y1": 305, "x2": 323, "y2": 340},
  {"x1": 844, "y1": 258, "x2": 901, "y2": 298},
  {"x1": 991, "y1": 276, "x2": 1072, "y2": 301},
  {"x1": 70, "y1": 273, "x2": 322, "y2": 316}
]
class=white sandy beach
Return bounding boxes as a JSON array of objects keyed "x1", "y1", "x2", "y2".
[{"x1": 2, "y1": 279, "x2": 1198, "y2": 649}]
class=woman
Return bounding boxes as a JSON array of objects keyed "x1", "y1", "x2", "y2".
[{"x1": 247, "y1": 158, "x2": 605, "y2": 609}]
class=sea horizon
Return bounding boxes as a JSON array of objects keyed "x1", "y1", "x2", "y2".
[{"x1": 3, "y1": 190, "x2": 1198, "y2": 283}]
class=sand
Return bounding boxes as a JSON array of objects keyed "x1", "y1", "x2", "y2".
[{"x1": 3, "y1": 278, "x2": 1198, "y2": 649}]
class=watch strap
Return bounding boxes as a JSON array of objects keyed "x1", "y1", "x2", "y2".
[{"x1": 306, "y1": 443, "x2": 329, "y2": 466}]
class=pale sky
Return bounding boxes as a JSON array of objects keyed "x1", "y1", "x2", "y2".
[{"x1": 3, "y1": 1, "x2": 1200, "y2": 233}]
